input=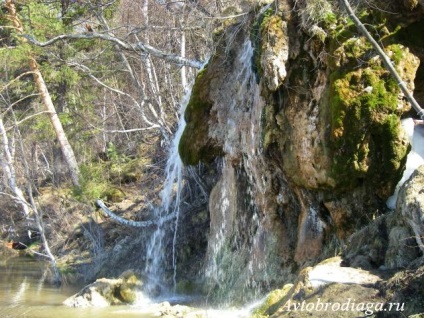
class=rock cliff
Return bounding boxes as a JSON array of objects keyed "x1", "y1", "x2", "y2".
[{"x1": 177, "y1": 0, "x2": 424, "y2": 305}]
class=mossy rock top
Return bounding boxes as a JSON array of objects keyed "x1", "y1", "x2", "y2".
[
  {"x1": 179, "y1": 64, "x2": 224, "y2": 165},
  {"x1": 328, "y1": 34, "x2": 414, "y2": 195}
]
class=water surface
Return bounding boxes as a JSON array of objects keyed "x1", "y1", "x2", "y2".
[{"x1": 0, "y1": 256, "x2": 156, "y2": 318}]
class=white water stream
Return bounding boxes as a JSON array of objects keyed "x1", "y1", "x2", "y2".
[
  {"x1": 143, "y1": 91, "x2": 189, "y2": 294},
  {"x1": 139, "y1": 39, "x2": 266, "y2": 313}
]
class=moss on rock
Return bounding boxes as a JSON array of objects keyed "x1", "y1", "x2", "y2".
[
  {"x1": 179, "y1": 66, "x2": 223, "y2": 165},
  {"x1": 252, "y1": 284, "x2": 293, "y2": 318},
  {"x1": 328, "y1": 37, "x2": 411, "y2": 195}
]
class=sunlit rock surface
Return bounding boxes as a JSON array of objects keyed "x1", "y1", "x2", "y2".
[
  {"x1": 64, "y1": 270, "x2": 142, "y2": 307},
  {"x1": 177, "y1": 0, "x2": 424, "y2": 306}
]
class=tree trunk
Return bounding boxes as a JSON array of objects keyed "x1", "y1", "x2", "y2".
[
  {"x1": 0, "y1": 117, "x2": 30, "y2": 216},
  {"x1": 0, "y1": 115, "x2": 61, "y2": 283},
  {"x1": 5, "y1": 0, "x2": 80, "y2": 187},
  {"x1": 28, "y1": 59, "x2": 80, "y2": 187}
]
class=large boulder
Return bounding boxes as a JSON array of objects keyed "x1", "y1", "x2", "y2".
[
  {"x1": 343, "y1": 166, "x2": 424, "y2": 270},
  {"x1": 397, "y1": 165, "x2": 424, "y2": 253},
  {"x1": 253, "y1": 257, "x2": 384, "y2": 317},
  {"x1": 63, "y1": 269, "x2": 142, "y2": 307},
  {"x1": 342, "y1": 211, "x2": 420, "y2": 270}
]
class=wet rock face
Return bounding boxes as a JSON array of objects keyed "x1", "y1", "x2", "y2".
[
  {"x1": 259, "y1": 14, "x2": 289, "y2": 91},
  {"x1": 178, "y1": 0, "x2": 424, "y2": 303},
  {"x1": 343, "y1": 167, "x2": 424, "y2": 271},
  {"x1": 397, "y1": 165, "x2": 424, "y2": 253}
]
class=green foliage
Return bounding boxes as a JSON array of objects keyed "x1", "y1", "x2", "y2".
[
  {"x1": 74, "y1": 162, "x2": 110, "y2": 201},
  {"x1": 250, "y1": 7, "x2": 274, "y2": 79},
  {"x1": 74, "y1": 144, "x2": 144, "y2": 202},
  {"x1": 31, "y1": 116, "x2": 56, "y2": 139},
  {"x1": 42, "y1": 64, "x2": 80, "y2": 87},
  {"x1": 107, "y1": 142, "x2": 119, "y2": 162},
  {"x1": 22, "y1": 2, "x2": 71, "y2": 40},
  {"x1": 298, "y1": 0, "x2": 336, "y2": 30},
  {"x1": 252, "y1": 284, "x2": 293, "y2": 318}
]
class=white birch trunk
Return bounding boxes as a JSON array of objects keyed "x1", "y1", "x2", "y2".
[{"x1": 0, "y1": 117, "x2": 30, "y2": 216}]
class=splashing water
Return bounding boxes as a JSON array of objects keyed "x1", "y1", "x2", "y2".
[
  {"x1": 203, "y1": 38, "x2": 280, "y2": 304},
  {"x1": 143, "y1": 91, "x2": 189, "y2": 295}
]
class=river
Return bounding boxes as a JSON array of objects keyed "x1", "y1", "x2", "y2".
[
  {"x1": 0, "y1": 256, "x2": 255, "y2": 318},
  {"x1": 0, "y1": 256, "x2": 159, "y2": 318}
]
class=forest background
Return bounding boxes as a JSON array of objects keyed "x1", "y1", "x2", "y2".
[{"x1": 0, "y1": 0, "x2": 230, "y2": 282}]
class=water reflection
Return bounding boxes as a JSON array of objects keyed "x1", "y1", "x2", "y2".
[
  {"x1": 0, "y1": 256, "x2": 156, "y2": 318},
  {"x1": 0, "y1": 256, "x2": 254, "y2": 318}
]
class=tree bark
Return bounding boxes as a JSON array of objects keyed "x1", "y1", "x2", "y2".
[
  {"x1": 96, "y1": 199, "x2": 176, "y2": 227},
  {"x1": 5, "y1": 0, "x2": 80, "y2": 187},
  {"x1": 0, "y1": 117, "x2": 30, "y2": 216},
  {"x1": 340, "y1": 0, "x2": 424, "y2": 119},
  {"x1": 0, "y1": 113, "x2": 61, "y2": 283},
  {"x1": 22, "y1": 33, "x2": 204, "y2": 69}
]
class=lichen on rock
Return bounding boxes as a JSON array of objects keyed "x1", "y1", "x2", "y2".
[{"x1": 258, "y1": 13, "x2": 289, "y2": 91}]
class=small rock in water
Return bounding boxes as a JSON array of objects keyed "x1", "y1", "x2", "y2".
[{"x1": 63, "y1": 269, "x2": 143, "y2": 308}]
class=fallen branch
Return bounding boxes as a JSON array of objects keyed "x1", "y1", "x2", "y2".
[{"x1": 96, "y1": 199, "x2": 176, "y2": 227}]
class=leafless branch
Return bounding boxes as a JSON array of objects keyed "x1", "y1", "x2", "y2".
[
  {"x1": 8, "y1": 111, "x2": 53, "y2": 130},
  {"x1": 1, "y1": 94, "x2": 41, "y2": 116},
  {"x1": 21, "y1": 33, "x2": 204, "y2": 69},
  {"x1": 0, "y1": 72, "x2": 37, "y2": 92}
]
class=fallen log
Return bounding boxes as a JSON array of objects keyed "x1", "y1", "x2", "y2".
[{"x1": 96, "y1": 199, "x2": 176, "y2": 227}]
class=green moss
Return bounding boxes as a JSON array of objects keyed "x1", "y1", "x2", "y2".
[
  {"x1": 103, "y1": 187, "x2": 126, "y2": 203},
  {"x1": 250, "y1": 8, "x2": 274, "y2": 80},
  {"x1": 252, "y1": 284, "x2": 293, "y2": 318},
  {"x1": 389, "y1": 44, "x2": 404, "y2": 65},
  {"x1": 328, "y1": 58, "x2": 408, "y2": 193},
  {"x1": 179, "y1": 67, "x2": 223, "y2": 165},
  {"x1": 324, "y1": 12, "x2": 414, "y2": 194},
  {"x1": 175, "y1": 280, "x2": 197, "y2": 294}
]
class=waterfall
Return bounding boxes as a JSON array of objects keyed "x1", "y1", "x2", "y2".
[
  {"x1": 143, "y1": 91, "x2": 189, "y2": 295},
  {"x1": 204, "y1": 39, "x2": 279, "y2": 304}
]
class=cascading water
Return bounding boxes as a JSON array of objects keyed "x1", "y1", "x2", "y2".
[
  {"x1": 143, "y1": 4, "x2": 283, "y2": 307},
  {"x1": 204, "y1": 38, "x2": 281, "y2": 304},
  {"x1": 143, "y1": 92, "x2": 189, "y2": 295},
  {"x1": 387, "y1": 118, "x2": 424, "y2": 209}
]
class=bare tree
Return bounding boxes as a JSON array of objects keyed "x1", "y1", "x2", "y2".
[
  {"x1": 0, "y1": 116, "x2": 29, "y2": 216},
  {"x1": 0, "y1": 112, "x2": 61, "y2": 283}
]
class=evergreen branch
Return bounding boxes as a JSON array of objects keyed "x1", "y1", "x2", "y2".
[
  {"x1": 21, "y1": 33, "x2": 204, "y2": 69},
  {"x1": 0, "y1": 72, "x2": 37, "y2": 92}
]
